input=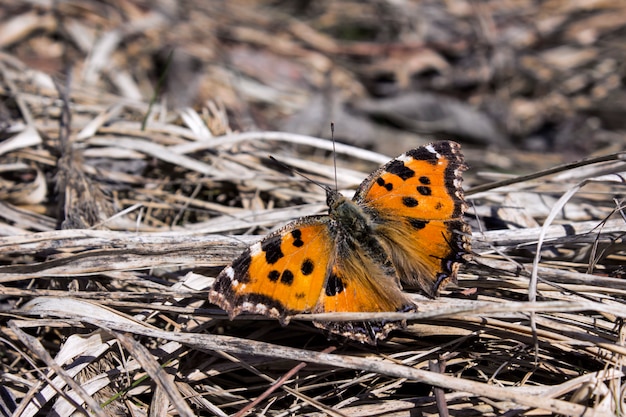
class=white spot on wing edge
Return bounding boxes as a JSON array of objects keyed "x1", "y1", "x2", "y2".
[
  {"x1": 269, "y1": 307, "x2": 280, "y2": 317},
  {"x1": 453, "y1": 174, "x2": 463, "y2": 189},
  {"x1": 425, "y1": 144, "x2": 440, "y2": 158},
  {"x1": 217, "y1": 267, "x2": 243, "y2": 288},
  {"x1": 223, "y1": 266, "x2": 235, "y2": 280},
  {"x1": 249, "y1": 241, "x2": 263, "y2": 256}
]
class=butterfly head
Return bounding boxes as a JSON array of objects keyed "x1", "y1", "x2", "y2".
[
  {"x1": 326, "y1": 188, "x2": 374, "y2": 240},
  {"x1": 325, "y1": 188, "x2": 344, "y2": 210}
]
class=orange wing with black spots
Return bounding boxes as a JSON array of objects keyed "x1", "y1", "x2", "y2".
[
  {"x1": 209, "y1": 141, "x2": 470, "y2": 344},
  {"x1": 354, "y1": 141, "x2": 470, "y2": 296},
  {"x1": 209, "y1": 217, "x2": 334, "y2": 322},
  {"x1": 209, "y1": 213, "x2": 415, "y2": 344},
  {"x1": 312, "y1": 236, "x2": 415, "y2": 343}
]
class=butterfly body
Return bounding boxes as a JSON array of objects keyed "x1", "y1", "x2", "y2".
[{"x1": 209, "y1": 141, "x2": 470, "y2": 344}]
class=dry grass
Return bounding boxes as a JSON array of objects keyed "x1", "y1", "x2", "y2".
[
  {"x1": 1, "y1": 2, "x2": 626, "y2": 414},
  {"x1": 0, "y1": 56, "x2": 625, "y2": 417}
]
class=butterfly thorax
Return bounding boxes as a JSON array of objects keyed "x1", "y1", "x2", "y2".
[
  {"x1": 325, "y1": 187, "x2": 401, "y2": 298},
  {"x1": 326, "y1": 190, "x2": 373, "y2": 240},
  {"x1": 326, "y1": 189, "x2": 396, "y2": 276}
]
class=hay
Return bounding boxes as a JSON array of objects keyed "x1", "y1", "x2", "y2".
[{"x1": 1, "y1": 1, "x2": 625, "y2": 416}]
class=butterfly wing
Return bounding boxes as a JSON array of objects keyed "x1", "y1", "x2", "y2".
[
  {"x1": 209, "y1": 216, "x2": 335, "y2": 323},
  {"x1": 210, "y1": 214, "x2": 415, "y2": 343},
  {"x1": 354, "y1": 141, "x2": 470, "y2": 296},
  {"x1": 312, "y1": 232, "x2": 415, "y2": 344},
  {"x1": 210, "y1": 141, "x2": 469, "y2": 343}
]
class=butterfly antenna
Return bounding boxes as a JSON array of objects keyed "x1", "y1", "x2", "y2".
[
  {"x1": 268, "y1": 156, "x2": 332, "y2": 192},
  {"x1": 331, "y1": 122, "x2": 338, "y2": 192}
]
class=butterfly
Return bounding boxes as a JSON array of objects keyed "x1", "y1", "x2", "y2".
[{"x1": 209, "y1": 141, "x2": 470, "y2": 344}]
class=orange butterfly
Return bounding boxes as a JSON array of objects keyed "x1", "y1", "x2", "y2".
[{"x1": 209, "y1": 141, "x2": 470, "y2": 344}]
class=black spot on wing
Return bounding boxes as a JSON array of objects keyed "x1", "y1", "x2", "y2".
[
  {"x1": 281, "y1": 270, "x2": 294, "y2": 285},
  {"x1": 419, "y1": 176, "x2": 430, "y2": 184},
  {"x1": 291, "y1": 229, "x2": 304, "y2": 247},
  {"x1": 407, "y1": 147, "x2": 439, "y2": 165},
  {"x1": 408, "y1": 218, "x2": 429, "y2": 230},
  {"x1": 417, "y1": 185, "x2": 432, "y2": 196},
  {"x1": 268, "y1": 269, "x2": 296, "y2": 285},
  {"x1": 261, "y1": 235, "x2": 284, "y2": 264},
  {"x1": 325, "y1": 273, "x2": 345, "y2": 296},
  {"x1": 268, "y1": 270, "x2": 280, "y2": 282},
  {"x1": 402, "y1": 197, "x2": 419, "y2": 207},
  {"x1": 301, "y1": 258, "x2": 314, "y2": 275},
  {"x1": 387, "y1": 160, "x2": 415, "y2": 181},
  {"x1": 376, "y1": 177, "x2": 393, "y2": 191}
]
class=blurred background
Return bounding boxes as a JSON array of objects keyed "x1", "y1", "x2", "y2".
[
  {"x1": 1, "y1": 7, "x2": 625, "y2": 416},
  {"x1": 1, "y1": 0, "x2": 625, "y2": 164}
]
